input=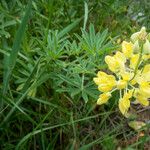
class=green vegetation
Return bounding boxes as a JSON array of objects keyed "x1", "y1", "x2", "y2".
[{"x1": 0, "y1": 0, "x2": 150, "y2": 149}]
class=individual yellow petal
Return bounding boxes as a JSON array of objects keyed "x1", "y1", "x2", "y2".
[
  {"x1": 121, "y1": 71, "x2": 134, "y2": 81},
  {"x1": 118, "y1": 91, "x2": 133, "y2": 117},
  {"x1": 122, "y1": 41, "x2": 133, "y2": 58},
  {"x1": 142, "y1": 54, "x2": 150, "y2": 60},
  {"x1": 93, "y1": 77, "x2": 100, "y2": 85},
  {"x1": 97, "y1": 92, "x2": 111, "y2": 105},
  {"x1": 124, "y1": 90, "x2": 133, "y2": 99},
  {"x1": 139, "y1": 82, "x2": 150, "y2": 97},
  {"x1": 119, "y1": 99, "x2": 127, "y2": 115},
  {"x1": 119, "y1": 97, "x2": 130, "y2": 116},
  {"x1": 114, "y1": 51, "x2": 126, "y2": 63},
  {"x1": 143, "y1": 64, "x2": 150, "y2": 74},
  {"x1": 134, "y1": 88, "x2": 149, "y2": 106},
  {"x1": 97, "y1": 71, "x2": 107, "y2": 78},
  {"x1": 98, "y1": 84, "x2": 114, "y2": 92},
  {"x1": 105, "y1": 55, "x2": 119, "y2": 72},
  {"x1": 130, "y1": 54, "x2": 140, "y2": 69},
  {"x1": 136, "y1": 94, "x2": 149, "y2": 106},
  {"x1": 141, "y1": 65, "x2": 150, "y2": 82}
]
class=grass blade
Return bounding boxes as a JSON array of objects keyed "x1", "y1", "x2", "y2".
[
  {"x1": 58, "y1": 18, "x2": 81, "y2": 38},
  {"x1": 0, "y1": 58, "x2": 41, "y2": 127},
  {"x1": 83, "y1": 2, "x2": 88, "y2": 31},
  {"x1": 1, "y1": 0, "x2": 32, "y2": 110}
]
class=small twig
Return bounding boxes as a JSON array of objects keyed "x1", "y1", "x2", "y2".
[{"x1": 137, "y1": 106, "x2": 150, "y2": 113}]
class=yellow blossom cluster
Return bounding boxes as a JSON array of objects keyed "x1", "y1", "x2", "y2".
[{"x1": 93, "y1": 27, "x2": 150, "y2": 117}]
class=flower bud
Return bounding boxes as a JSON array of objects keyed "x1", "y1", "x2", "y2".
[
  {"x1": 133, "y1": 40, "x2": 140, "y2": 53},
  {"x1": 143, "y1": 39, "x2": 150, "y2": 54},
  {"x1": 131, "y1": 27, "x2": 147, "y2": 42}
]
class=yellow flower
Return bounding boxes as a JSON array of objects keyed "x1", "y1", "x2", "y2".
[
  {"x1": 114, "y1": 51, "x2": 126, "y2": 63},
  {"x1": 140, "y1": 64, "x2": 150, "y2": 82},
  {"x1": 94, "y1": 27, "x2": 150, "y2": 118},
  {"x1": 122, "y1": 41, "x2": 133, "y2": 58},
  {"x1": 142, "y1": 54, "x2": 150, "y2": 60},
  {"x1": 130, "y1": 54, "x2": 140, "y2": 69},
  {"x1": 97, "y1": 92, "x2": 111, "y2": 105},
  {"x1": 117, "y1": 80, "x2": 127, "y2": 89},
  {"x1": 143, "y1": 64, "x2": 150, "y2": 74},
  {"x1": 105, "y1": 51, "x2": 126, "y2": 73},
  {"x1": 93, "y1": 71, "x2": 116, "y2": 92},
  {"x1": 121, "y1": 71, "x2": 134, "y2": 81},
  {"x1": 136, "y1": 94, "x2": 149, "y2": 106},
  {"x1": 134, "y1": 89, "x2": 149, "y2": 106},
  {"x1": 105, "y1": 55, "x2": 119, "y2": 72},
  {"x1": 119, "y1": 90, "x2": 133, "y2": 116},
  {"x1": 139, "y1": 82, "x2": 150, "y2": 97}
]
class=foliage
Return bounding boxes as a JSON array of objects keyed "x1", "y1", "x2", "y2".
[{"x1": 0, "y1": 0, "x2": 150, "y2": 149}]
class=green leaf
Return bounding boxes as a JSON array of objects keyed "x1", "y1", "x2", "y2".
[
  {"x1": 128, "y1": 121, "x2": 146, "y2": 131},
  {"x1": 83, "y1": 2, "x2": 88, "y2": 30},
  {"x1": 1, "y1": 0, "x2": 32, "y2": 110},
  {"x1": 58, "y1": 18, "x2": 81, "y2": 38}
]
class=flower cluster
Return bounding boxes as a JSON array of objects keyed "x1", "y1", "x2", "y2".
[{"x1": 94, "y1": 27, "x2": 150, "y2": 117}]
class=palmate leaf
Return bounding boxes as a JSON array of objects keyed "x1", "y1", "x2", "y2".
[
  {"x1": 56, "y1": 72, "x2": 98, "y2": 103},
  {"x1": 76, "y1": 24, "x2": 116, "y2": 56}
]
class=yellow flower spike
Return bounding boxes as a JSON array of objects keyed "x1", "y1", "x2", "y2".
[
  {"x1": 122, "y1": 41, "x2": 133, "y2": 58},
  {"x1": 93, "y1": 27, "x2": 150, "y2": 118},
  {"x1": 93, "y1": 71, "x2": 116, "y2": 92},
  {"x1": 117, "y1": 80, "x2": 127, "y2": 89},
  {"x1": 97, "y1": 92, "x2": 111, "y2": 105},
  {"x1": 130, "y1": 54, "x2": 140, "y2": 69}
]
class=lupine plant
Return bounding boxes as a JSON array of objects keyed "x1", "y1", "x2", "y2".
[{"x1": 94, "y1": 27, "x2": 150, "y2": 118}]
